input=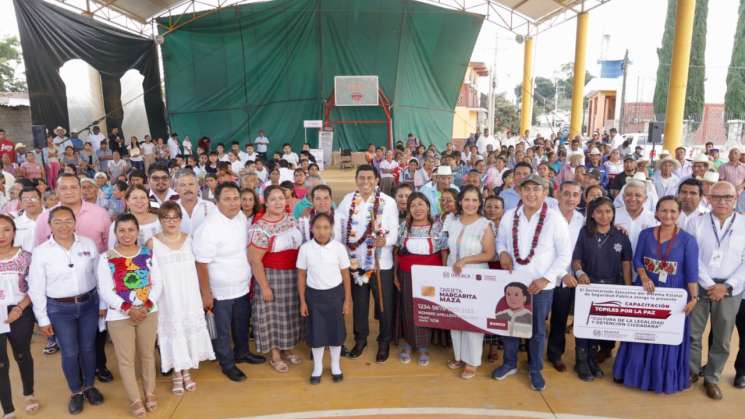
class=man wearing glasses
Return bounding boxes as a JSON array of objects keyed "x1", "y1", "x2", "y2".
[
  {"x1": 687, "y1": 181, "x2": 745, "y2": 400},
  {"x1": 147, "y1": 164, "x2": 179, "y2": 207}
]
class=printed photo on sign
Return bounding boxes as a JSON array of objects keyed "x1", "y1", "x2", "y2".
[
  {"x1": 411, "y1": 265, "x2": 534, "y2": 338},
  {"x1": 573, "y1": 284, "x2": 687, "y2": 346}
]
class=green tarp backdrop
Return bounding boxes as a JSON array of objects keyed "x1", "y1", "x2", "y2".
[{"x1": 160, "y1": 0, "x2": 482, "y2": 152}]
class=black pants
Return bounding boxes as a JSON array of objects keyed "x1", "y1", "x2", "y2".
[
  {"x1": 547, "y1": 286, "x2": 574, "y2": 362},
  {"x1": 352, "y1": 269, "x2": 395, "y2": 346},
  {"x1": 734, "y1": 299, "x2": 745, "y2": 376},
  {"x1": 95, "y1": 330, "x2": 108, "y2": 371},
  {"x1": 0, "y1": 306, "x2": 35, "y2": 415}
]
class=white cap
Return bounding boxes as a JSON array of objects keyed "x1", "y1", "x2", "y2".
[{"x1": 435, "y1": 166, "x2": 453, "y2": 176}]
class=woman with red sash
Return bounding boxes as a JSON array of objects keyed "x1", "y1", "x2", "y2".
[
  {"x1": 248, "y1": 185, "x2": 304, "y2": 374},
  {"x1": 394, "y1": 192, "x2": 446, "y2": 366}
]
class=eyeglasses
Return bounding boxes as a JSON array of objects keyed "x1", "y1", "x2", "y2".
[
  {"x1": 21, "y1": 197, "x2": 40, "y2": 202},
  {"x1": 710, "y1": 195, "x2": 735, "y2": 202}
]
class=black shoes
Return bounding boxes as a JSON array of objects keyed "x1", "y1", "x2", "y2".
[
  {"x1": 68, "y1": 394, "x2": 85, "y2": 415},
  {"x1": 332, "y1": 373, "x2": 344, "y2": 383},
  {"x1": 236, "y1": 352, "x2": 266, "y2": 364},
  {"x1": 83, "y1": 387, "x2": 104, "y2": 405},
  {"x1": 309, "y1": 375, "x2": 321, "y2": 385},
  {"x1": 95, "y1": 368, "x2": 114, "y2": 383},
  {"x1": 348, "y1": 342, "x2": 367, "y2": 359},
  {"x1": 222, "y1": 366, "x2": 247, "y2": 382},
  {"x1": 340, "y1": 345, "x2": 350, "y2": 357},
  {"x1": 375, "y1": 344, "x2": 390, "y2": 363},
  {"x1": 734, "y1": 375, "x2": 745, "y2": 389}
]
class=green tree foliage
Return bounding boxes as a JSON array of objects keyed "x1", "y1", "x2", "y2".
[
  {"x1": 725, "y1": 0, "x2": 745, "y2": 119},
  {"x1": 493, "y1": 93, "x2": 518, "y2": 133},
  {"x1": 0, "y1": 36, "x2": 26, "y2": 92},
  {"x1": 514, "y1": 76, "x2": 557, "y2": 120},
  {"x1": 556, "y1": 62, "x2": 594, "y2": 101},
  {"x1": 653, "y1": 0, "x2": 707, "y2": 124}
]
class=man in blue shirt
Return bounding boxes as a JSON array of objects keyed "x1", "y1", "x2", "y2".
[
  {"x1": 420, "y1": 165, "x2": 459, "y2": 216},
  {"x1": 500, "y1": 162, "x2": 532, "y2": 210},
  {"x1": 586, "y1": 147, "x2": 608, "y2": 189}
]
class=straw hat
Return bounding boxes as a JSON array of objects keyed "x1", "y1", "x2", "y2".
[
  {"x1": 434, "y1": 166, "x2": 453, "y2": 176},
  {"x1": 697, "y1": 170, "x2": 719, "y2": 184},
  {"x1": 655, "y1": 156, "x2": 681, "y2": 171},
  {"x1": 54, "y1": 126, "x2": 67, "y2": 135},
  {"x1": 626, "y1": 172, "x2": 648, "y2": 183},
  {"x1": 691, "y1": 153, "x2": 711, "y2": 168}
]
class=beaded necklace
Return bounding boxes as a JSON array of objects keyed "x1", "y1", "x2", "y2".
[
  {"x1": 345, "y1": 190, "x2": 381, "y2": 251},
  {"x1": 513, "y1": 202, "x2": 548, "y2": 265}
]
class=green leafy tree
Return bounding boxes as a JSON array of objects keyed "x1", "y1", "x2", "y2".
[
  {"x1": 556, "y1": 62, "x2": 594, "y2": 101},
  {"x1": 725, "y1": 0, "x2": 745, "y2": 120},
  {"x1": 493, "y1": 93, "x2": 519, "y2": 133},
  {"x1": 514, "y1": 76, "x2": 556, "y2": 123},
  {"x1": 0, "y1": 36, "x2": 26, "y2": 92},
  {"x1": 653, "y1": 0, "x2": 707, "y2": 125}
]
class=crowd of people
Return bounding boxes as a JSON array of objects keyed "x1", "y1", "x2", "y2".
[{"x1": 0, "y1": 124, "x2": 745, "y2": 417}]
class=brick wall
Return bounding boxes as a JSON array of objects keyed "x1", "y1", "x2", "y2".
[
  {"x1": 0, "y1": 106, "x2": 33, "y2": 147},
  {"x1": 620, "y1": 102, "x2": 727, "y2": 145}
]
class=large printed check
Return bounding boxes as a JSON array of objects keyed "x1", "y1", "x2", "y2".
[
  {"x1": 411, "y1": 265, "x2": 535, "y2": 338},
  {"x1": 573, "y1": 284, "x2": 688, "y2": 345}
]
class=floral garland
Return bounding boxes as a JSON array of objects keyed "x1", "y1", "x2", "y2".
[
  {"x1": 345, "y1": 190, "x2": 382, "y2": 283},
  {"x1": 513, "y1": 202, "x2": 548, "y2": 265}
]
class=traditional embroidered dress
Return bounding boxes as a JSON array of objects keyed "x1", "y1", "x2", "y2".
[
  {"x1": 249, "y1": 215, "x2": 303, "y2": 353},
  {"x1": 104, "y1": 246, "x2": 155, "y2": 311},
  {"x1": 396, "y1": 222, "x2": 445, "y2": 349}
]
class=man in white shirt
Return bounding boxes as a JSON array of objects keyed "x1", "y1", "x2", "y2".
[
  {"x1": 674, "y1": 146, "x2": 692, "y2": 179},
  {"x1": 86, "y1": 125, "x2": 105, "y2": 154},
  {"x1": 194, "y1": 182, "x2": 262, "y2": 382},
  {"x1": 377, "y1": 150, "x2": 398, "y2": 196},
  {"x1": 174, "y1": 169, "x2": 215, "y2": 234},
  {"x1": 281, "y1": 143, "x2": 299, "y2": 168},
  {"x1": 476, "y1": 129, "x2": 499, "y2": 156},
  {"x1": 254, "y1": 130, "x2": 270, "y2": 157},
  {"x1": 334, "y1": 165, "x2": 399, "y2": 362},
  {"x1": 493, "y1": 174, "x2": 572, "y2": 391},
  {"x1": 546, "y1": 181, "x2": 584, "y2": 372},
  {"x1": 687, "y1": 181, "x2": 745, "y2": 400},
  {"x1": 14, "y1": 188, "x2": 43, "y2": 251},
  {"x1": 148, "y1": 164, "x2": 179, "y2": 207},
  {"x1": 614, "y1": 180, "x2": 658, "y2": 252},
  {"x1": 242, "y1": 143, "x2": 258, "y2": 163},
  {"x1": 28, "y1": 206, "x2": 104, "y2": 413},
  {"x1": 610, "y1": 127, "x2": 624, "y2": 149},
  {"x1": 677, "y1": 178, "x2": 709, "y2": 228},
  {"x1": 167, "y1": 133, "x2": 181, "y2": 161},
  {"x1": 53, "y1": 126, "x2": 72, "y2": 156}
]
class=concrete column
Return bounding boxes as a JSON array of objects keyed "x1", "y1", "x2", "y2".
[
  {"x1": 569, "y1": 12, "x2": 589, "y2": 138},
  {"x1": 663, "y1": 0, "x2": 697, "y2": 151},
  {"x1": 519, "y1": 36, "x2": 534, "y2": 136}
]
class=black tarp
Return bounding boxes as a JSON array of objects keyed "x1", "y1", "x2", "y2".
[{"x1": 13, "y1": 0, "x2": 167, "y2": 139}]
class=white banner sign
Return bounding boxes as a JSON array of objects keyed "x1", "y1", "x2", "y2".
[
  {"x1": 412, "y1": 265, "x2": 535, "y2": 338},
  {"x1": 573, "y1": 284, "x2": 688, "y2": 346},
  {"x1": 303, "y1": 120, "x2": 323, "y2": 128},
  {"x1": 318, "y1": 129, "x2": 333, "y2": 168}
]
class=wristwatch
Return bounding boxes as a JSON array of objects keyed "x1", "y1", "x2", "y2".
[
  {"x1": 726, "y1": 284, "x2": 734, "y2": 297},
  {"x1": 574, "y1": 269, "x2": 585, "y2": 278}
]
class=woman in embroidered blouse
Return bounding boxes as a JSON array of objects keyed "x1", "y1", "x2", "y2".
[
  {"x1": 107, "y1": 185, "x2": 161, "y2": 250},
  {"x1": 248, "y1": 185, "x2": 304, "y2": 373},
  {"x1": 441, "y1": 185, "x2": 496, "y2": 379},
  {"x1": 0, "y1": 215, "x2": 40, "y2": 417},
  {"x1": 97, "y1": 213, "x2": 162, "y2": 417},
  {"x1": 394, "y1": 192, "x2": 445, "y2": 366},
  {"x1": 612, "y1": 196, "x2": 699, "y2": 394}
]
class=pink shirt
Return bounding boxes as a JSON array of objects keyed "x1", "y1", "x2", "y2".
[
  {"x1": 718, "y1": 162, "x2": 745, "y2": 194},
  {"x1": 34, "y1": 201, "x2": 111, "y2": 252}
]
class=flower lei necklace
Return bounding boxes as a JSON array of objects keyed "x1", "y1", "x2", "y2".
[
  {"x1": 513, "y1": 202, "x2": 548, "y2": 265},
  {"x1": 345, "y1": 190, "x2": 381, "y2": 251}
]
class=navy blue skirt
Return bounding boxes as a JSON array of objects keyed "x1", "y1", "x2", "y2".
[{"x1": 305, "y1": 284, "x2": 346, "y2": 348}]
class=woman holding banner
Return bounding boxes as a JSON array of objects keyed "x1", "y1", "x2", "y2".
[
  {"x1": 569, "y1": 197, "x2": 633, "y2": 381},
  {"x1": 394, "y1": 192, "x2": 446, "y2": 366},
  {"x1": 441, "y1": 185, "x2": 495, "y2": 379},
  {"x1": 612, "y1": 196, "x2": 699, "y2": 394}
]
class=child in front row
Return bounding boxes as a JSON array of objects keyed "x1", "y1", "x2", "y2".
[{"x1": 296, "y1": 213, "x2": 352, "y2": 384}]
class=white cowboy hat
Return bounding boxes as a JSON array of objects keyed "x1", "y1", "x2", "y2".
[
  {"x1": 588, "y1": 147, "x2": 601, "y2": 156},
  {"x1": 54, "y1": 126, "x2": 67, "y2": 135},
  {"x1": 655, "y1": 156, "x2": 681, "y2": 171},
  {"x1": 697, "y1": 170, "x2": 719, "y2": 184},
  {"x1": 692, "y1": 153, "x2": 711, "y2": 168},
  {"x1": 626, "y1": 172, "x2": 648, "y2": 183},
  {"x1": 434, "y1": 165, "x2": 453, "y2": 176}
]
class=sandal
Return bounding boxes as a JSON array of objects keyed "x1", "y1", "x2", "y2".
[
  {"x1": 144, "y1": 394, "x2": 157, "y2": 412},
  {"x1": 130, "y1": 400, "x2": 146, "y2": 418},
  {"x1": 182, "y1": 371, "x2": 197, "y2": 392},
  {"x1": 447, "y1": 359, "x2": 464, "y2": 370},
  {"x1": 269, "y1": 359, "x2": 289, "y2": 373},
  {"x1": 283, "y1": 353, "x2": 302, "y2": 365},
  {"x1": 24, "y1": 394, "x2": 40, "y2": 414},
  {"x1": 171, "y1": 374, "x2": 185, "y2": 396},
  {"x1": 461, "y1": 367, "x2": 477, "y2": 380}
]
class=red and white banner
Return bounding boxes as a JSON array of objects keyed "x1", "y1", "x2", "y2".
[
  {"x1": 573, "y1": 284, "x2": 688, "y2": 345},
  {"x1": 411, "y1": 265, "x2": 535, "y2": 338}
]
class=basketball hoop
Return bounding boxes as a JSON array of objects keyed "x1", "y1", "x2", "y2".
[{"x1": 334, "y1": 76, "x2": 379, "y2": 107}]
